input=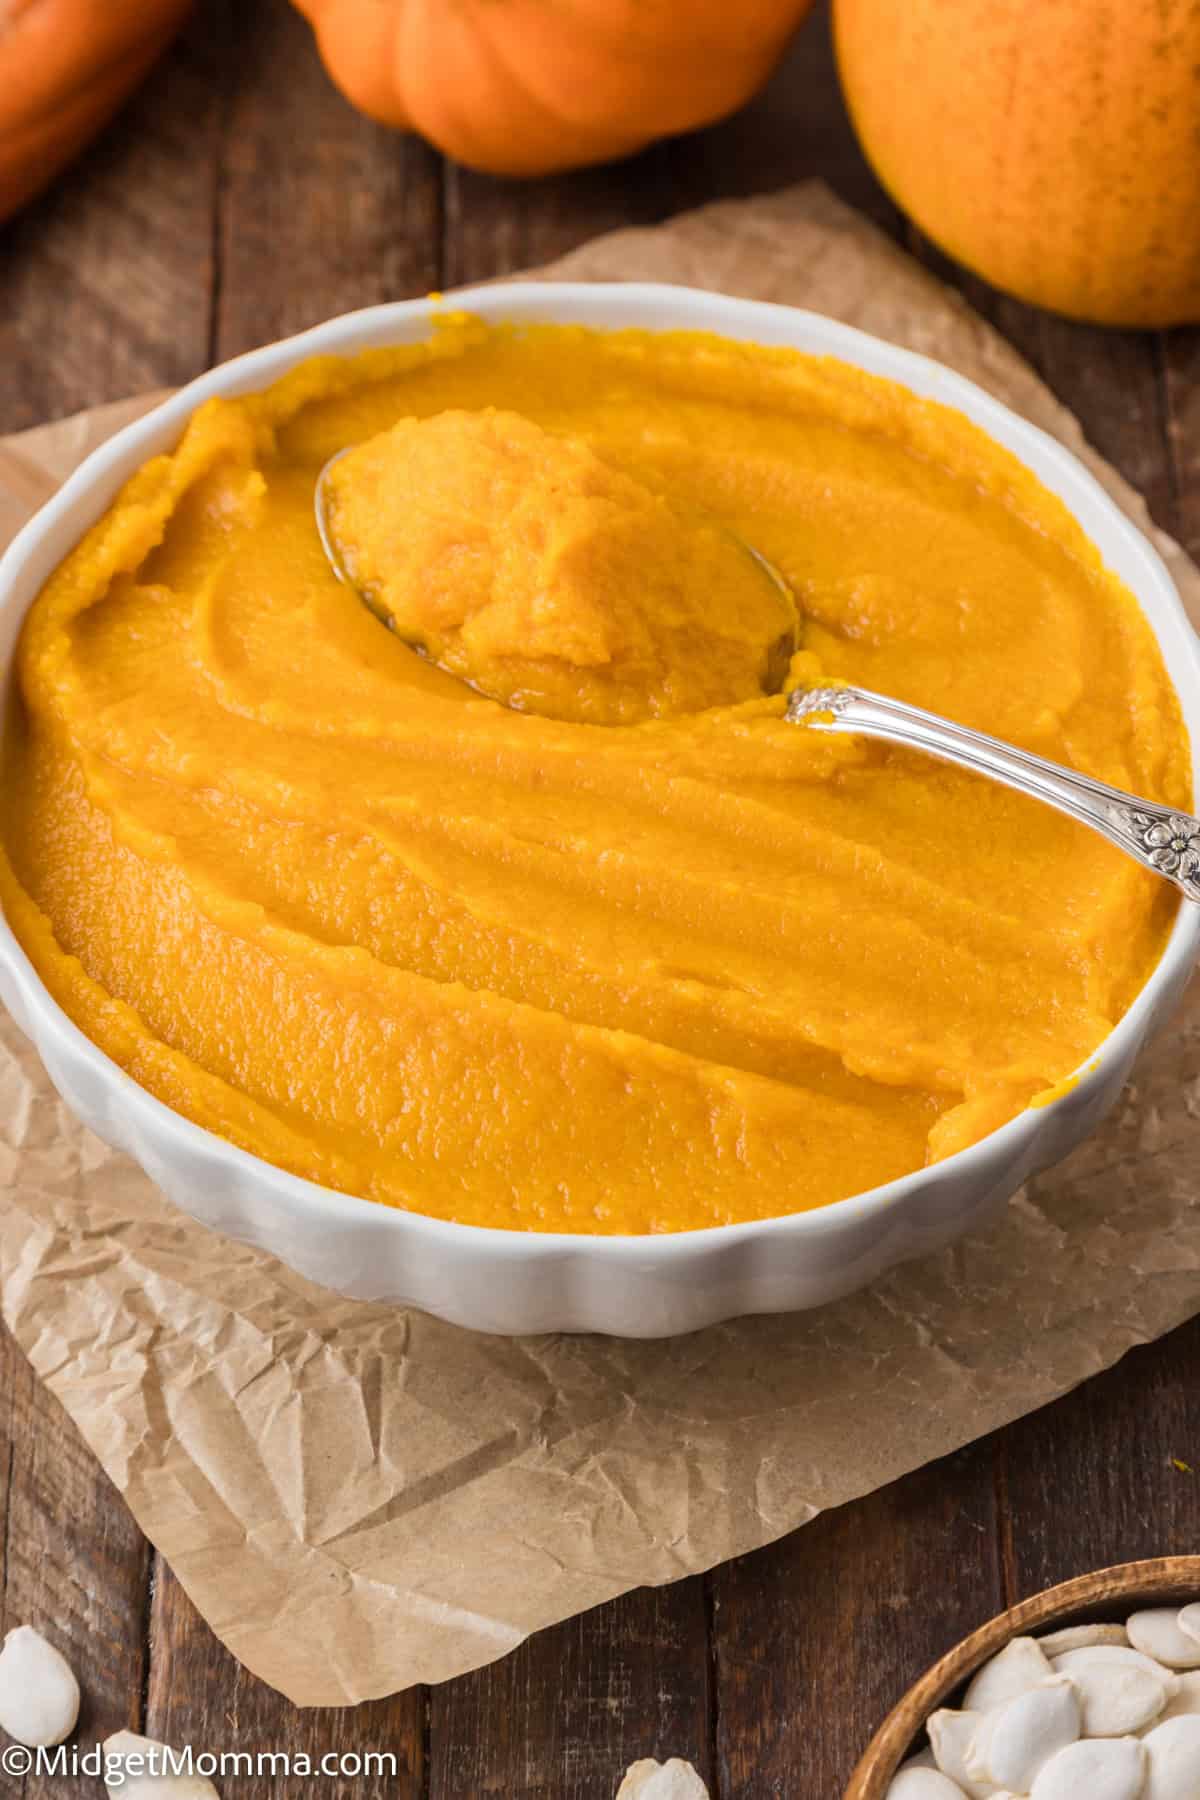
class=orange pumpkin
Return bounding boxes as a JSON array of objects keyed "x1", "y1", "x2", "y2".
[
  {"x1": 292, "y1": 0, "x2": 815, "y2": 177},
  {"x1": 834, "y1": 0, "x2": 1200, "y2": 328},
  {"x1": 0, "y1": 0, "x2": 191, "y2": 225}
]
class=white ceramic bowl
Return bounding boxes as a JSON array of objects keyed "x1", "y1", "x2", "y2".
[{"x1": 2, "y1": 283, "x2": 1198, "y2": 1338}]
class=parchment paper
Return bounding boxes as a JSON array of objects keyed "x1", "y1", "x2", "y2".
[{"x1": 2, "y1": 183, "x2": 1198, "y2": 1707}]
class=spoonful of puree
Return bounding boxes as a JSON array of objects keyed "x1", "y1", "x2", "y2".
[
  {"x1": 314, "y1": 409, "x2": 1200, "y2": 902},
  {"x1": 315, "y1": 408, "x2": 797, "y2": 726}
]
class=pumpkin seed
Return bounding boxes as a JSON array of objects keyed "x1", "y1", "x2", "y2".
[
  {"x1": 1127, "y1": 1609, "x2": 1200, "y2": 1670},
  {"x1": 928, "y1": 1710, "x2": 1003, "y2": 1797},
  {"x1": 1142, "y1": 1715, "x2": 1200, "y2": 1799},
  {"x1": 1067, "y1": 1659, "x2": 1168, "y2": 1737},
  {"x1": 102, "y1": 1732, "x2": 221, "y2": 1799},
  {"x1": 1028, "y1": 1736, "x2": 1145, "y2": 1800},
  {"x1": 969, "y1": 1677, "x2": 1080, "y2": 1792},
  {"x1": 1051, "y1": 1645, "x2": 1180, "y2": 1696},
  {"x1": 615, "y1": 1759, "x2": 709, "y2": 1799},
  {"x1": 886, "y1": 1768, "x2": 971, "y2": 1797},
  {"x1": 964, "y1": 1640, "x2": 1053, "y2": 1713},
  {"x1": 0, "y1": 1625, "x2": 79, "y2": 1749}
]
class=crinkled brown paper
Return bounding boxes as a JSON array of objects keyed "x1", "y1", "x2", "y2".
[{"x1": 1, "y1": 182, "x2": 1198, "y2": 1706}]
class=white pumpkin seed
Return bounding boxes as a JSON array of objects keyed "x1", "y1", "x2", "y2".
[
  {"x1": 103, "y1": 1732, "x2": 221, "y2": 1799},
  {"x1": 1142, "y1": 1715, "x2": 1200, "y2": 1799},
  {"x1": 1029, "y1": 1736, "x2": 1146, "y2": 1800},
  {"x1": 1128, "y1": 1609, "x2": 1200, "y2": 1670},
  {"x1": 928, "y1": 1710, "x2": 1003, "y2": 1798},
  {"x1": 615, "y1": 1758, "x2": 710, "y2": 1799},
  {"x1": 1037, "y1": 1624, "x2": 1130, "y2": 1656},
  {"x1": 1052, "y1": 1645, "x2": 1180, "y2": 1695},
  {"x1": 0, "y1": 1625, "x2": 80, "y2": 1748},
  {"x1": 886, "y1": 1769, "x2": 970, "y2": 1798},
  {"x1": 1069, "y1": 1660, "x2": 1168, "y2": 1736},
  {"x1": 1175, "y1": 1604, "x2": 1200, "y2": 1650},
  {"x1": 963, "y1": 1638, "x2": 1054, "y2": 1712},
  {"x1": 970, "y1": 1676, "x2": 1080, "y2": 1792}
]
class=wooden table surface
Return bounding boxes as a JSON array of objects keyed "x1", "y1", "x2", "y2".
[{"x1": 1, "y1": 4, "x2": 1199, "y2": 1796}]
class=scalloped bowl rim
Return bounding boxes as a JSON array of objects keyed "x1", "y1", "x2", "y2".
[{"x1": 1, "y1": 282, "x2": 1198, "y2": 1319}]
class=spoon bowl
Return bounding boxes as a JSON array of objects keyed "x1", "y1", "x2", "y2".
[{"x1": 313, "y1": 444, "x2": 801, "y2": 701}]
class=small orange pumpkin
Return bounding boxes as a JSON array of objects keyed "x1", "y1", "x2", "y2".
[
  {"x1": 292, "y1": 0, "x2": 815, "y2": 177},
  {"x1": 0, "y1": 0, "x2": 191, "y2": 225},
  {"x1": 835, "y1": 0, "x2": 1200, "y2": 328}
]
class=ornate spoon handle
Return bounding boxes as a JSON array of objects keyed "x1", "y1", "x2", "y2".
[{"x1": 786, "y1": 684, "x2": 1200, "y2": 903}]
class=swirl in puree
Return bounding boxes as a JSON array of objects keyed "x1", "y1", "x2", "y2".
[{"x1": 0, "y1": 318, "x2": 1189, "y2": 1233}]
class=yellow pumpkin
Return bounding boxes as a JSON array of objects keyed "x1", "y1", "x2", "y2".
[
  {"x1": 835, "y1": 0, "x2": 1200, "y2": 327},
  {"x1": 292, "y1": 0, "x2": 815, "y2": 177},
  {"x1": 0, "y1": 0, "x2": 190, "y2": 224}
]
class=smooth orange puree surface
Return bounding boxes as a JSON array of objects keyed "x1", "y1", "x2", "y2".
[{"x1": 0, "y1": 318, "x2": 1189, "y2": 1234}]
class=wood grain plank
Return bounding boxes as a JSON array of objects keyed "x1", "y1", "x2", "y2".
[
  {"x1": 1162, "y1": 327, "x2": 1200, "y2": 566},
  {"x1": 0, "y1": 4, "x2": 224, "y2": 435},
  {"x1": 428, "y1": 1580, "x2": 711, "y2": 1800},
  {"x1": 995, "y1": 1317, "x2": 1200, "y2": 1594},
  {"x1": 0, "y1": 1329, "x2": 150, "y2": 1797},
  {"x1": 146, "y1": 1561, "x2": 425, "y2": 1798},
  {"x1": 710, "y1": 1445, "x2": 1002, "y2": 1797},
  {"x1": 212, "y1": 0, "x2": 441, "y2": 363}
]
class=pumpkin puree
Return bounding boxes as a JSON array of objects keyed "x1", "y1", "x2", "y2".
[{"x1": 0, "y1": 318, "x2": 1189, "y2": 1233}]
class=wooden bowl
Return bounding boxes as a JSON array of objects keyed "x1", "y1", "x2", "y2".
[{"x1": 846, "y1": 1556, "x2": 1200, "y2": 1796}]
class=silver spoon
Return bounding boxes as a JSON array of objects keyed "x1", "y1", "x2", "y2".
[
  {"x1": 788, "y1": 683, "x2": 1200, "y2": 903},
  {"x1": 315, "y1": 453, "x2": 1199, "y2": 902}
]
